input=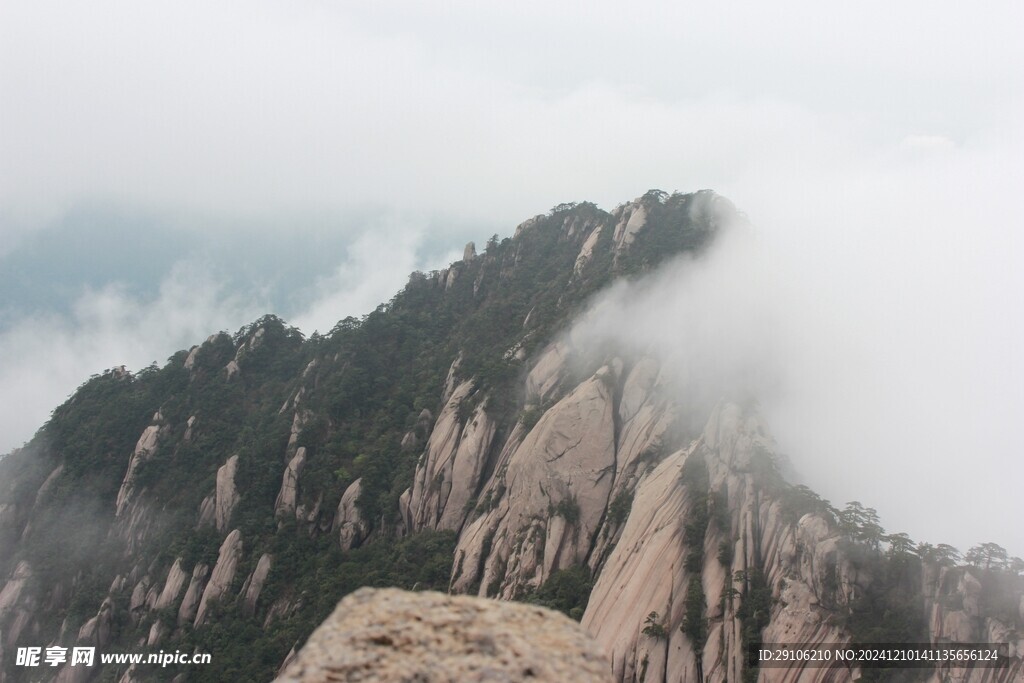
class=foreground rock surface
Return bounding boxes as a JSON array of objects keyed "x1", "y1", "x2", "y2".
[{"x1": 275, "y1": 588, "x2": 613, "y2": 683}]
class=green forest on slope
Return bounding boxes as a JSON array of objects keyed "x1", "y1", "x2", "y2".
[
  {"x1": 0, "y1": 192, "x2": 721, "y2": 681},
  {"x1": 2, "y1": 190, "x2": 1019, "y2": 683}
]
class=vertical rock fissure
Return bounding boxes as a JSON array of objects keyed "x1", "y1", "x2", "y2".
[
  {"x1": 433, "y1": 426, "x2": 464, "y2": 529},
  {"x1": 465, "y1": 415, "x2": 511, "y2": 533},
  {"x1": 584, "y1": 365, "x2": 627, "y2": 567},
  {"x1": 754, "y1": 485, "x2": 764, "y2": 573},
  {"x1": 663, "y1": 561, "x2": 675, "y2": 683},
  {"x1": 736, "y1": 475, "x2": 767, "y2": 683}
]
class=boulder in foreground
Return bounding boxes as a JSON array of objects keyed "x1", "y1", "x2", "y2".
[{"x1": 275, "y1": 587, "x2": 613, "y2": 682}]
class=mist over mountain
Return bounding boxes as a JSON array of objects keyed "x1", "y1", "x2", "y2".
[
  {"x1": 3, "y1": 4, "x2": 1020, "y2": 541},
  {"x1": 2, "y1": 2, "x2": 1022, "y2": 681},
  {"x1": 1, "y1": 191, "x2": 1021, "y2": 682},
  {"x1": 0, "y1": 207, "x2": 478, "y2": 458}
]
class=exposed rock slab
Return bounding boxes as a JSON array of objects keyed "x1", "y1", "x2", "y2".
[
  {"x1": 0, "y1": 561, "x2": 31, "y2": 620},
  {"x1": 524, "y1": 341, "x2": 570, "y2": 405},
  {"x1": 408, "y1": 379, "x2": 474, "y2": 529},
  {"x1": 573, "y1": 225, "x2": 603, "y2": 275},
  {"x1": 154, "y1": 558, "x2": 188, "y2": 610},
  {"x1": 610, "y1": 199, "x2": 650, "y2": 254},
  {"x1": 194, "y1": 529, "x2": 243, "y2": 627},
  {"x1": 214, "y1": 454, "x2": 240, "y2": 532},
  {"x1": 335, "y1": 479, "x2": 367, "y2": 550},
  {"x1": 147, "y1": 619, "x2": 168, "y2": 647},
  {"x1": 452, "y1": 368, "x2": 617, "y2": 597},
  {"x1": 115, "y1": 413, "x2": 166, "y2": 517},
  {"x1": 274, "y1": 588, "x2": 612, "y2": 683},
  {"x1": 583, "y1": 403, "x2": 858, "y2": 683},
  {"x1": 408, "y1": 379, "x2": 497, "y2": 533},
  {"x1": 197, "y1": 493, "x2": 215, "y2": 528},
  {"x1": 240, "y1": 553, "x2": 273, "y2": 617},
  {"x1": 32, "y1": 464, "x2": 64, "y2": 508},
  {"x1": 128, "y1": 577, "x2": 150, "y2": 620},
  {"x1": 177, "y1": 564, "x2": 209, "y2": 626},
  {"x1": 77, "y1": 597, "x2": 114, "y2": 648},
  {"x1": 275, "y1": 447, "x2": 307, "y2": 519}
]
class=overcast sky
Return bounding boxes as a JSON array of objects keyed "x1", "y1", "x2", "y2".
[{"x1": 1, "y1": 1, "x2": 1021, "y2": 553}]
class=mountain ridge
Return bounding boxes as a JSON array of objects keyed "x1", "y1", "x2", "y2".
[{"x1": 1, "y1": 190, "x2": 1021, "y2": 683}]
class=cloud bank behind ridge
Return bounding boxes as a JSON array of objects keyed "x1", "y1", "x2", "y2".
[
  {"x1": 0, "y1": 0, "x2": 1021, "y2": 554},
  {"x1": 570, "y1": 142, "x2": 1024, "y2": 556}
]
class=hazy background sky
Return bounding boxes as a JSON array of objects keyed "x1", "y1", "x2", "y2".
[{"x1": 1, "y1": 1, "x2": 1021, "y2": 553}]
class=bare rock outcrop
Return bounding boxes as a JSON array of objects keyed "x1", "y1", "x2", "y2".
[
  {"x1": 214, "y1": 454, "x2": 240, "y2": 532},
  {"x1": 33, "y1": 464, "x2": 64, "y2": 508},
  {"x1": 50, "y1": 597, "x2": 117, "y2": 683},
  {"x1": 117, "y1": 496, "x2": 156, "y2": 555},
  {"x1": 128, "y1": 576, "x2": 150, "y2": 622},
  {"x1": 610, "y1": 197, "x2": 652, "y2": 255},
  {"x1": 274, "y1": 588, "x2": 612, "y2": 683},
  {"x1": 295, "y1": 491, "x2": 323, "y2": 527},
  {"x1": 194, "y1": 529, "x2": 243, "y2": 627},
  {"x1": 441, "y1": 355, "x2": 462, "y2": 405},
  {"x1": 275, "y1": 447, "x2": 307, "y2": 519},
  {"x1": 183, "y1": 333, "x2": 221, "y2": 371},
  {"x1": 177, "y1": 564, "x2": 209, "y2": 626},
  {"x1": 115, "y1": 412, "x2": 167, "y2": 517},
  {"x1": 407, "y1": 380, "x2": 497, "y2": 533},
  {"x1": 524, "y1": 341, "x2": 570, "y2": 405},
  {"x1": 154, "y1": 558, "x2": 188, "y2": 610},
  {"x1": 573, "y1": 225, "x2": 603, "y2": 275},
  {"x1": 240, "y1": 553, "x2": 273, "y2": 617},
  {"x1": 0, "y1": 561, "x2": 34, "y2": 650},
  {"x1": 399, "y1": 408, "x2": 432, "y2": 453},
  {"x1": 607, "y1": 357, "x2": 674, "y2": 498},
  {"x1": 334, "y1": 479, "x2": 367, "y2": 550},
  {"x1": 77, "y1": 597, "x2": 115, "y2": 649},
  {"x1": 410, "y1": 338, "x2": 1023, "y2": 683},
  {"x1": 583, "y1": 403, "x2": 867, "y2": 682},
  {"x1": 147, "y1": 619, "x2": 168, "y2": 647},
  {"x1": 452, "y1": 367, "x2": 617, "y2": 597},
  {"x1": 285, "y1": 409, "x2": 311, "y2": 456},
  {"x1": 197, "y1": 493, "x2": 215, "y2": 528},
  {"x1": 922, "y1": 566, "x2": 1024, "y2": 681},
  {"x1": 0, "y1": 561, "x2": 31, "y2": 621}
]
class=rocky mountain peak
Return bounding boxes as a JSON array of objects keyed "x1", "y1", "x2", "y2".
[{"x1": 0, "y1": 190, "x2": 1018, "y2": 683}]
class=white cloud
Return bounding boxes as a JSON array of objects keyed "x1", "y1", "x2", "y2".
[
  {"x1": 290, "y1": 219, "x2": 462, "y2": 334},
  {"x1": 0, "y1": 0, "x2": 1021, "y2": 556},
  {"x1": 900, "y1": 134, "x2": 955, "y2": 152},
  {"x1": 2, "y1": 1, "x2": 1020, "y2": 234},
  {"x1": 569, "y1": 124, "x2": 1024, "y2": 556},
  {"x1": 0, "y1": 262, "x2": 264, "y2": 454},
  {"x1": 0, "y1": 221, "x2": 465, "y2": 454}
]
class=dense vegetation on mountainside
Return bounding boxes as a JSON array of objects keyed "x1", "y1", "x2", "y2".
[
  {"x1": 1, "y1": 190, "x2": 1020, "y2": 683},
  {"x1": 0, "y1": 192, "x2": 724, "y2": 681}
]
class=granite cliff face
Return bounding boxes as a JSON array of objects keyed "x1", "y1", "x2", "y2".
[
  {"x1": 406, "y1": 337, "x2": 1024, "y2": 683},
  {"x1": 0, "y1": 191, "x2": 1020, "y2": 683}
]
